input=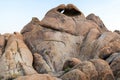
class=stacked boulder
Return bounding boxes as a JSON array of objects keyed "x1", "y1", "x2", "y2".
[{"x1": 0, "y1": 4, "x2": 120, "y2": 80}]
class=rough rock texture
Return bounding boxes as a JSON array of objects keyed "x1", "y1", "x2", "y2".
[
  {"x1": 0, "y1": 4, "x2": 120, "y2": 80},
  {"x1": 21, "y1": 16, "x2": 82, "y2": 73},
  {"x1": 61, "y1": 69, "x2": 87, "y2": 80},
  {"x1": 106, "y1": 53, "x2": 120, "y2": 79},
  {"x1": 33, "y1": 53, "x2": 52, "y2": 74},
  {"x1": 72, "y1": 61, "x2": 98, "y2": 80},
  {"x1": 86, "y1": 13, "x2": 108, "y2": 32},
  {"x1": 15, "y1": 74, "x2": 61, "y2": 80},
  {"x1": 0, "y1": 35, "x2": 5, "y2": 57},
  {"x1": 90, "y1": 59, "x2": 114, "y2": 80},
  {"x1": 0, "y1": 33, "x2": 37, "y2": 80}
]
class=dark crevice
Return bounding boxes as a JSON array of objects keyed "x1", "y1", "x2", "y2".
[
  {"x1": 44, "y1": 40, "x2": 66, "y2": 47},
  {"x1": 57, "y1": 8, "x2": 81, "y2": 17},
  {"x1": 41, "y1": 25, "x2": 78, "y2": 36},
  {"x1": 63, "y1": 9, "x2": 81, "y2": 16},
  {"x1": 39, "y1": 49, "x2": 54, "y2": 71},
  {"x1": 16, "y1": 41, "x2": 24, "y2": 62},
  {"x1": 57, "y1": 9, "x2": 65, "y2": 14},
  {"x1": 101, "y1": 54, "x2": 111, "y2": 60}
]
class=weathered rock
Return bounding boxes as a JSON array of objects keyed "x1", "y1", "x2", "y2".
[
  {"x1": 40, "y1": 4, "x2": 85, "y2": 35},
  {"x1": 5, "y1": 4, "x2": 119, "y2": 79},
  {"x1": 90, "y1": 31, "x2": 120, "y2": 59},
  {"x1": 72, "y1": 61, "x2": 98, "y2": 80},
  {"x1": 62, "y1": 58, "x2": 81, "y2": 71},
  {"x1": 15, "y1": 74, "x2": 61, "y2": 80},
  {"x1": 86, "y1": 13, "x2": 108, "y2": 32},
  {"x1": 33, "y1": 53, "x2": 52, "y2": 74},
  {"x1": 21, "y1": 17, "x2": 83, "y2": 73},
  {"x1": 61, "y1": 59, "x2": 115, "y2": 80},
  {"x1": 0, "y1": 35, "x2": 5, "y2": 57},
  {"x1": 90, "y1": 59, "x2": 114, "y2": 80},
  {"x1": 61, "y1": 69, "x2": 87, "y2": 80},
  {"x1": 40, "y1": 4, "x2": 101, "y2": 36},
  {"x1": 0, "y1": 32, "x2": 37, "y2": 80},
  {"x1": 21, "y1": 4, "x2": 104, "y2": 74},
  {"x1": 79, "y1": 28, "x2": 101, "y2": 60},
  {"x1": 106, "y1": 53, "x2": 120, "y2": 64},
  {"x1": 107, "y1": 53, "x2": 120, "y2": 79},
  {"x1": 21, "y1": 17, "x2": 41, "y2": 35}
]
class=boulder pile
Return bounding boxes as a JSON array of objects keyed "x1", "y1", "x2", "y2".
[{"x1": 0, "y1": 4, "x2": 120, "y2": 80}]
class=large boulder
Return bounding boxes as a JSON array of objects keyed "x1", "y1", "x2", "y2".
[
  {"x1": 33, "y1": 53, "x2": 52, "y2": 74},
  {"x1": 62, "y1": 59, "x2": 114, "y2": 80},
  {"x1": 90, "y1": 59, "x2": 114, "y2": 80},
  {"x1": 72, "y1": 61, "x2": 98, "y2": 80},
  {"x1": 86, "y1": 13, "x2": 108, "y2": 32},
  {"x1": 61, "y1": 69, "x2": 87, "y2": 80},
  {"x1": 106, "y1": 53, "x2": 120, "y2": 79},
  {"x1": 1, "y1": 3, "x2": 120, "y2": 80},
  {"x1": 21, "y1": 16, "x2": 83, "y2": 73},
  {"x1": 21, "y1": 4, "x2": 102, "y2": 74},
  {"x1": 40, "y1": 4, "x2": 85, "y2": 35},
  {"x1": 0, "y1": 32, "x2": 37, "y2": 80}
]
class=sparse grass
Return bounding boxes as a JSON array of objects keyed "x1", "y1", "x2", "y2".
[{"x1": 64, "y1": 67, "x2": 71, "y2": 73}]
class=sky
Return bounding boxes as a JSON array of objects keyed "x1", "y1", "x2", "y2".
[{"x1": 0, "y1": 0, "x2": 120, "y2": 34}]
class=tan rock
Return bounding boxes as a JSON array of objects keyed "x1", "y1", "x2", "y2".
[
  {"x1": 19, "y1": 4, "x2": 120, "y2": 79},
  {"x1": 21, "y1": 17, "x2": 83, "y2": 72},
  {"x1": 15, "y1": 74, "x2": 61, "y2": 80},
  {"x1": 79, "y1": 28, "x2": 101, "y2": 60},
  {"x1": 86, "y1": 13, "x2": 108, "y2": 32},
  {"x1": 73, "y1": 61, "x2": 98, "y2": 80},
  {"x1": 0, "y1": 35, "x2": 5, "y2": 57},
  {"x1": 90, "y1": 59, "x2": 114, "y2": 80},
  {"x1": 21, "y1": 4, "x2": 102, "y2": 73},
  {"x1": 0, "y1": 33, "x2": 37, "y2": 80},
  {"x1": 61, "y1": 69, "x2": 87, "y2": 80},
  {"x1": 89, "y1": 31, "x2": 120, "y2": 59},
  {"x1": 40, "y1": 4, "x2": 86, "y2": 35},
  {"x1": 33, "y1": 53, "x2": 52, "y2": 73}
]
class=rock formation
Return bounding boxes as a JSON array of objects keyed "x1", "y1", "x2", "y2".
[{"x1": 0, "y1": 4, "x2": 120, "y2": 80}]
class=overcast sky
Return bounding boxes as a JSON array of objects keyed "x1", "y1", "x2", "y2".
[{"x1": 0, "y1": 0, "x2": 120, "y2": 34}]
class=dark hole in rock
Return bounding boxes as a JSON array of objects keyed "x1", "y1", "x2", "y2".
[
  {"x1": 57, "y1": 8, "x2": 81, "y2": 16},
  {"x1": 57, "y1": 9, "x2": 64, "y2": 13}
]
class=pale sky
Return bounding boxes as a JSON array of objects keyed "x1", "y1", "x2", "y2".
[{"x1": 0, "y1": 0, "x2": 120, "y2": 34}]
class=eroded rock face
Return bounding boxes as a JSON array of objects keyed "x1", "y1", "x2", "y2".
[
  {"x1": 0, "y1": 4, "x2": 120, "y2": 80},
  {"x1": 40, "y1": 4, "x2": 85, "y2": 35},
  {"x1": 21, "y1": 4, "x2": 102, "y2": 73},
  {"x1": 86, "y1": 13, "x2": 108, "y2": 32},
  {"x1": 0, "y1": 33, "x2": 37, "y2": 80},
  {"x1": 20, "y1": 4, "x2": 120, "y2": 80},
  {"x1": 33, "y1": 53, "x2": 52, "y2": 74},
  {"x1": 21, "y1": 17, "x2": 83, "y2": 73}
]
